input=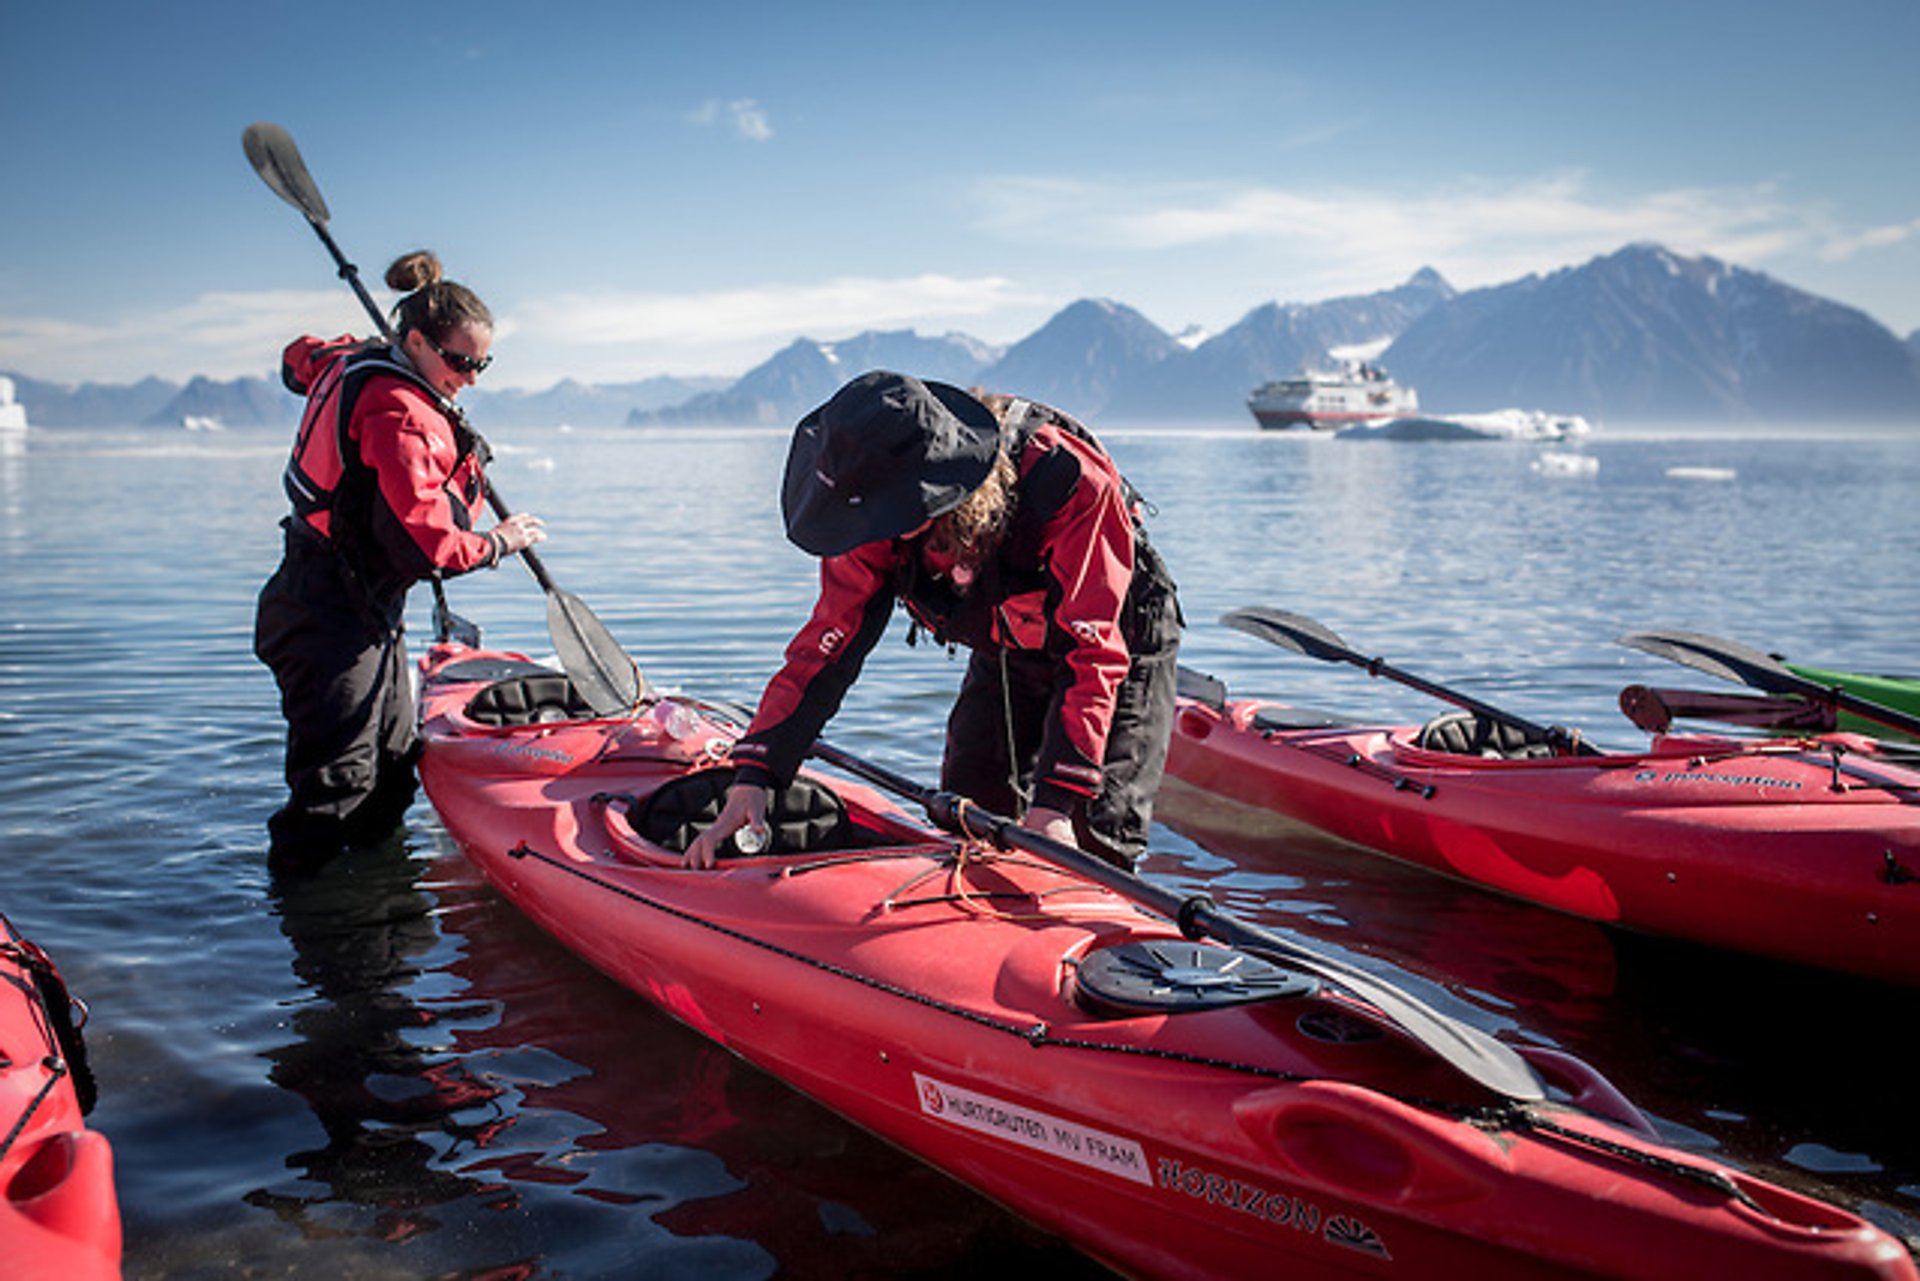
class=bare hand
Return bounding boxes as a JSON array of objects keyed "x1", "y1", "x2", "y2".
[
  {"x1": 683, "y1": 783, "x2": 769, "y2": 870},
  {"x1": 1021, "y1": 804, "x2": 1076, "y2": 847},
  {"x1": 491, "y1": 512, "x2": 546, "y2": 557}
]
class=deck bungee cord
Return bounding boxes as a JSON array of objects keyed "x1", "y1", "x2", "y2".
[
  {"x1": 500, "y1": 821, "x2": 1775, "y2": 1218},
  {"x1": 415, "y1": 634, "x2": 1919, "y2": 1278}
]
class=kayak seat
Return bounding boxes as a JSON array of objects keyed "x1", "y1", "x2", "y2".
[
  {"x1": 634, "y1": 766, "x2": 850, "y2": 857},
  {"x1": 466, "y1": 673, "x2": 597, "y2": 726},
  {"x1": 1416, "y1": 711, "x2": 1556, "y2": 759}
]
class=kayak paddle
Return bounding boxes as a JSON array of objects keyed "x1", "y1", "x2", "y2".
[
  {"x1": 807, "y1": 738, "x2": 1546, "y2": 1104},
  {"x1": 242, "y1": 121, "x2": 643, "y2": 716},
  {"x1": 1222, "y1": 606, "x2": 1598, "y2": 755},
  {"x1": 1618, "y1": 628, "x2": 1920, "y2": 742},
  {"x1": 430, "y1": 578, "x2": 483, "y2": 649}
]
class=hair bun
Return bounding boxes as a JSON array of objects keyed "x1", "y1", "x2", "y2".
[{"x1": 384, "y1": 250, "x2": 444, "y2": 293}]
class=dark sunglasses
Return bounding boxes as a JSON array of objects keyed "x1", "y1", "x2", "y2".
[{"x1": 423, "y1": 332, "x2": 492, "y2": 375}]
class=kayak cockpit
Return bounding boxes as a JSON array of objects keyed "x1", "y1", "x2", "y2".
[
  {"x1": 1413, "y1": 710, "x2": 1560, "y2": 760},
  {"x1": 592, "y1": 767, "x2": 949, "y2": 868},
  {"x1": 465, "y1": 668, "x2": 601, "y2": 725}
]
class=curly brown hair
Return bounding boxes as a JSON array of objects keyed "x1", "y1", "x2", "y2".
[{"x1": 923, "y1": 450, "x2": 1017, "y2": 573}]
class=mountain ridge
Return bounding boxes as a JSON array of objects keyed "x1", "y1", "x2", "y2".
[{"x1": 8, "y1": 244, "x2": 1918, "y2": 430}]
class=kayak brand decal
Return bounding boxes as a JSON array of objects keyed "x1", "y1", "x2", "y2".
[
  {"x1": 1156, "y1": 1157, "x2": 1389, "y2": 1260},
  {"x1": 1632, "y1": 769, "x2": 1804, "y2": 791},
  {"x1": 913, "y1": 1073, "x2": 1151, "y2": 1186},
  {"x1": 487, "y1": 739, "x2": 576, "y2": 766}
]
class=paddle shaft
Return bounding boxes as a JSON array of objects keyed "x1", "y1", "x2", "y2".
[
  {"x1": 1622, "y1": 630, "x2": 1920, "y2": 741},
  {"x1": 1368, "y1": 659, "x2": 1562, "y2": 740},
  {"x1": 1759, "y1": 674, "x2": 1920, "y2": 739},
  {"x1": 1224, "y1": 607, "x2": 1593, "y2": 754},
  {"x1": 244, "y1": 121, "x2": 643, "y2": 712},
  {"x1": 808, "y1": 739, "x2": 1544, "y2": 1102},
  {"x1": 810, "y1": 742, "x2": 1201, "y2": 918}
]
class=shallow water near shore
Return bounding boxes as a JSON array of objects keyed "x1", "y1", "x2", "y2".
[{"x1": 2, "y1": 422, "x2": 1916, "y2": 1276}]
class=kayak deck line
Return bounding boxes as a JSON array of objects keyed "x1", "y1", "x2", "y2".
[
  {"x1": 420, "y1": 641, "x2": 1920, "y2": 1279},
  {"x1": 501, "y1": 833, "x2": 1315, "y2": 1083},
  {"x1": 0, "y1": 1051, "x2": 68, "y2": 1160},
  {"x1": 1245, "y1": 689, "x2": 1920, "y2": 790},
  {"x1": 1, "y1": 914, "x2": 120, "y2": 1280},
  {"x1": 595, "y1": 786, "x2": 1133, "y2": 917},
  {"x1": 498, "y1": 827, "x2": 1777, "y2": 1216},
  {"x1": 1168, "y1": 687, "x2": 1920, "y2": 985}
]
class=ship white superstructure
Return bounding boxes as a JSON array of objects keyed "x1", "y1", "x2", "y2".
[{"x1": 1247, "y1": 362, "x2": 1417, "y2": 430}]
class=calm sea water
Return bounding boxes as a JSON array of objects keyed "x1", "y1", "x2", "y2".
[{"x1": 2, "y1": 420, "x2": 1916, "y2": 1277}]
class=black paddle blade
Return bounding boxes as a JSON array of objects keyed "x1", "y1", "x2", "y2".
[
  {"x1": 242, "y1": 122, "x2": 330, "y2": 223},
  {"x1": 1175, "y1": 664, "x2": 1229, "y2": 711},
  {"x1": 808, "y1": 739, "x2": 1545, "y2": 1103},
  {"x1": 1617, "y1": 629, "x2": 1796, "y2": 689},
  {"x1": 548, "y1": 588, "x2": 644, "y2": 715},
  {"x1": 432, "y1": 594, "x2": 482, "y2": 649},
  {"x1": 1221, "y1": 607, "x2": 1353, "y2": 663},
  {"x1": 1176, "y1": 903, "x2": 1544, "y2": 1102}
]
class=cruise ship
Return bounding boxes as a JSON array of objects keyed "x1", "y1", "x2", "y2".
[{"x1": 1246, "y1": 361, "x2": 1417, "y2": 430}]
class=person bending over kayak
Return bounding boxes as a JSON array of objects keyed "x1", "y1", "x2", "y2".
[
  {"x1": 686, "y1": 370, "x2": 1182, "y2": 872},
  {"x1": 254, "y1": 250, "x2": 545, "y2": 876}
]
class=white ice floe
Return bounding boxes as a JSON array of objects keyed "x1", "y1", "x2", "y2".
[
  {"x1": 1532, "y1": 451, "x2": 1599, "y2": 476},
  {"x1": 1341, "y1": 409, "x2": 1593, "y2": 442}
]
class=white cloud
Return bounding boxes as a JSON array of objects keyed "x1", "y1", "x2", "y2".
[
  {"x1": 0, "y1": 274, "x2": 1048, "y2": 390},
  {"x1": 514, "y1": 273, "x2": 1035, "y2": 348},
  {"x1": 689, "y1": 98, "x2": 774, "y2": 142},
  {"x1": 495, "y1": 273, "x2": 1046, "y2": 386},
  {"x1": 969, "y1": 170, "x2": 1837, "y2": 293},
  {"x1": 1817, "y1": 218, "x2": 1920, "y2": 262},
  {"x1": 0, "y1": 289, "x2": 369, "y2": 385}
]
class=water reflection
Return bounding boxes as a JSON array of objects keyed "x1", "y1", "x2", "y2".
[
  {"x1": 11, "y1": 427, "x2": 1912, "y2": 1275},
  {"x1": 427, "y1": 848, "x2": 1114, "y2": 1279},
  {"x1": 256, "y1": 834, "x2": 501, "y2": 1241},
  {"x1": 253, "y1": 826, "x2": 1109, "y2": 1276},
  {"x1": 1152, "y1": 781, "x2": 1624, "y2": 1048}
]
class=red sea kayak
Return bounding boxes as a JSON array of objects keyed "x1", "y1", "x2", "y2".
[
  {"x1": 1166, "y1": 683, "x2": 1920, "y2": 987},
  {"x1": 1, "y1": 913, "x2": 120, "y2": 1281},
  {"x1": 417, "y1": 641, "x2": 1917, "y2": 1280}
]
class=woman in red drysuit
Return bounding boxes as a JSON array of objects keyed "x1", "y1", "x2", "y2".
[
  {"x1": 254, "y1": 251, "x2": 544, "y2": 875},
  {"x1": 685, "y1": 370, "x2": 1181, "y2": 871}
]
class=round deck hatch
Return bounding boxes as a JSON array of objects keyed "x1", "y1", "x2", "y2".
[{"x1": 1072, "y1": 940, "x2": 1317, "y2": 1017}]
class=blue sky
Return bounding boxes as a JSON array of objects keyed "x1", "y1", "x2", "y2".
[{"x1": 4, "y1": 0, "x2": 1917, "y2": 390}]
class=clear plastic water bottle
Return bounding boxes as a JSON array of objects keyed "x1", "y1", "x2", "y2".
[{"x1": 732, "y1": 821, "x2": 770, "y2": 855}]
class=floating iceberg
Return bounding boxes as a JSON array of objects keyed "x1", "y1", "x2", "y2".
[
  {"x1": 1532, "y1": 451, "x2": 1599, "y2": 476},
  {"x1": 0, "y1": 376, "x2": 26, "y2": 437},
  {"x1": 1339, "y1": 408, "x2": 1593, "y2": 442}
]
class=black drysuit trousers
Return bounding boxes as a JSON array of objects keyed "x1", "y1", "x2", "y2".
[{"x1": 254, "y1": 530, "x2": 419, "y2": 872}]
